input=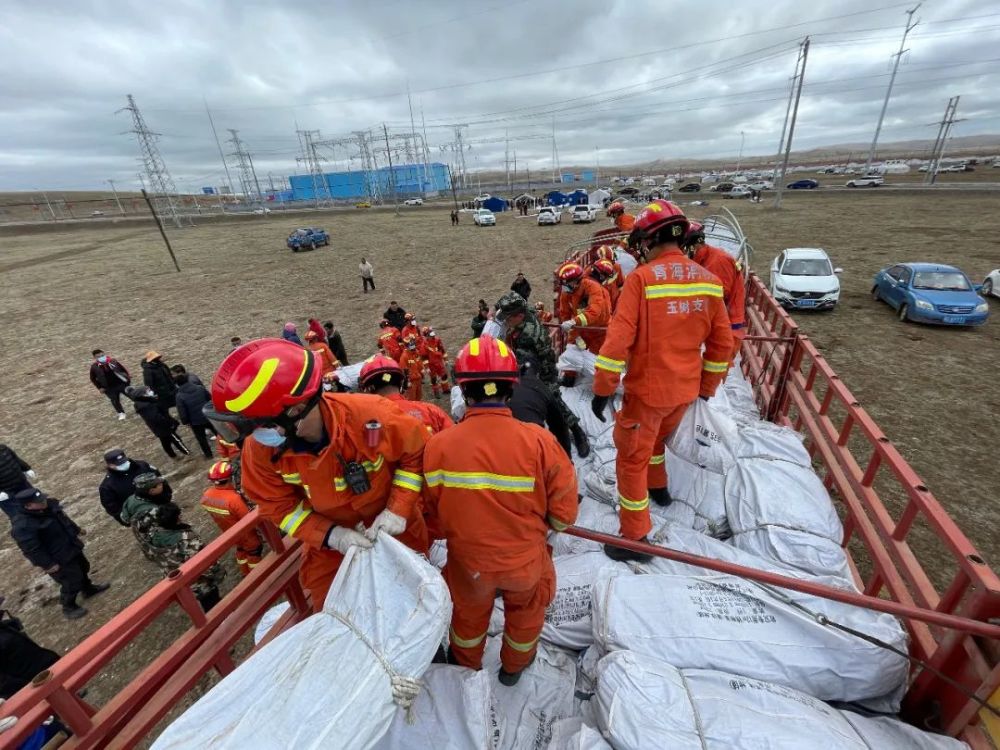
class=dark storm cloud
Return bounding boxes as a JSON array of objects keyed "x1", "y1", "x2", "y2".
[{"x1": 1, "y1": 0, "x2": 998, "y2": 190}]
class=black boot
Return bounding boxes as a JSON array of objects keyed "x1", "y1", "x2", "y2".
[
  {"x1": 62, "y1": 599, "x2": 88, "y2": 620},
  {"x1": 498, "y1": 652, "x2": 536, "y2": 687},
  {"x1": 82, "y1": 582, "x2": 111, "y2": 599},
  {"x1": 570, "y1": 425, "x2": 591, "y2": 459},
  {"x1": 649, "y1": 487, "x2": 673, "y2": 507},
  {"x1": 603, "y1": 538, "x2": 653, "y2": 563}
]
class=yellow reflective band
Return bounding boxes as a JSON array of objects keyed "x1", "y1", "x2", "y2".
[
  {"x1": 279, "y1": 502, "x2": 312, "y2": 535},
  {"x1": 362, "y1": 455, "x2": 385, "y2": 473},
  {"x1": 496, "y1": 339, "x2": 510, "y2": 357},
  {"x1": 503, "y1": 633, "x2": 540, "y2": 653},
  {"x1": 450, "y1": 626, "x2": 487, "y2": 649},
  {"x1": 224, "y1": 357, "x2": 280, "y2": 412},
  {"x1": 547, "y1": 514, "x2": 569, "y2": 532},
  {"x1": 392, "y1": 469, "x2": 423, "y2": 492},
  {"x1": 595, "y1": 355, "x2": 625, "y2": 373},
  {"x1": 235, "y1": 557, "x2": 248, "y2": 564},
  {"x1": 648, "y1": 454, "x2": 665, "y2": 466},
  {"x1": 618, "y1": 493, "x2": 649, "y2": 512},
  {"x1": 247, "y1": 560, "x2": 259, "y2": 568},
  {"x1": 290, "y1": 349, "x2": 311, "y2": 393},
  {"x1": 576, "y1": 313, "x2": 588, "y2": 326},
  {"x1": 469, "y1": 338, "x2": 481, "y2": 357},
  {"x1": 645, "y1": 283, "x2": 724, "y2": 300},
  {"x1": 281, "y1": 472, "x2": 302, "y2": 485},
  {"x1": 425, "y1": 470, "x2": 536, "y2": 492},
  {"x1": 202, "y1": 506, "x2": 231, "y2": 516},
  {"x1": 702, "y1": 359, "x2": 729, "y2": 373}
]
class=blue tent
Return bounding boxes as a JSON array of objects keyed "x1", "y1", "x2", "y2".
[
  {"x1": 482, "y1": 196, "x2": 508, "y2": 212},
  {"x1": 545, "y1": 191, "x2": 568, "y2": 206},
  {"x1": 567, "y1": 189, "x2": 589, "y2": 206}
]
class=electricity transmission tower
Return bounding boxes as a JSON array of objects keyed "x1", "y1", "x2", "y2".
[
  {"x1": 119, "y1": 94, "x2": 185, "y2": 228},
  {"x1": 296, "y1": 129, "x2": 332, "y2": 207},
  {"x1": 226, "y1": 129, "x2": 263, "y2": 206},
  {"x1": 924, "y1": 96, "x2": 963, "y2": 185}
]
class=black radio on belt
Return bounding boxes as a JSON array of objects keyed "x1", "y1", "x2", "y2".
[{"x1": 338, "y1": 454, "x2": 371, "y2": 495}]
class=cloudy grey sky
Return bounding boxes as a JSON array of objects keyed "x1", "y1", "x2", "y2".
[{"x1": 1, "y1": 0, "x2": 998, "y2": 191}]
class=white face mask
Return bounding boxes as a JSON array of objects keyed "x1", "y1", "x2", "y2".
[
  {"x1": 112, "y1": 460, "x2": 131, "y2": 472},
  {"x1": 561, "y1": 284, "x2": 573, "y2": 293}
]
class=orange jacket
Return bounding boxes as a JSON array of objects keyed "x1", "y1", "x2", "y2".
[
  {"x1": 602, "y1": 277, "x2": 621, "y2": 311},
  {"x1": 400, "y1": 324, "x2": 424, "y2": 351},
  {"x1": 385, "y1": 392, "x2": 453, "y2": 435},
  {"x1": 693, "y1": 243, "x2": 746, "y2": 327},
  {"x1": 615, "y1": 213, "x2": 635, "y2": 233},
  {"x1": 559, "y1": 276, "x2": 611, "y2": 352},
  {"x1": 423, "y1": 406, "x2": 578, "y2": 573},
  {"x1": 399, "y1": 348, "x2": 425, "y2": 382},
  {"x1": 307, "y1": 341, "x2": 339, "y2": 375},
  {"x1": 240, "y1": 393, "x2": 428, "y2": 551},
  {"x1": 593, "y1": 247, "x2": 733, "y2": 406},
  {"x1": 378, "y1": 328, "x2": 403, "y2": 361},
  {"x1": 215, "y1": 437, "x2": 240, "y2": 459},
  {"x1": 536, "y1": 309, "x2": 553, "y2": 323},
  {"x1": 199, "y1": 485, "x2": 262, "y2": 554},
  {"x1": 423, "y1": 337, "x2": 447, "y2": 367}
]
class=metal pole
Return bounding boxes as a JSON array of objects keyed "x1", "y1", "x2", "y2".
[
  {"x1": 447, "y1": 164, "x2": 459, "y2": 211},
  {"x1": 383, "y1": 123, "x2": 399, "y2": 216},
  {"x1": 108, "y1": 180, "x2": 125, "y2": 215},
  {"x1": 864, "y1": 4, "x2": 921, "y2": 174},
  {"x1": 41, "y1": 191, "x2": 57, "y2": 221},
  {"x1": 141, "y1": 189, "x2": 181, "y2": 273},
  {"x1": 923, "y1": 101, "x2": 950, "y2": 186},
  {"x1": 774, "y1": 73, "x2": 796, "y2": 174},
  {"x1": 247, "y1": 153, "x2": 264, "y2": 208},
  {"x1": 773, "y1": 38, "x2": 810, "y2": 209},
  {"x1": 204, "y1": 100, "x2": 234, "y2": 196},
  {"x1": 736, "y1": 131, "x2": 745, "y2": 173},
  {"x1": 928, "y1": 96, "x2": 961, "y2": 186}
]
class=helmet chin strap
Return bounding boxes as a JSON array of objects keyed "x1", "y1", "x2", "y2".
[{"x1": 268, "y1": 389, "x2": 325, "y2": 461}]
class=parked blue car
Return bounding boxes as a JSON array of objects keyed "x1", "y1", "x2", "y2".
[
  {"x1": 786, "y1": 179, "x2": 819, "y2": 189},
  {"x1": 871, "y1": 262, "x2": 989, "y2": 326},
  {"x1": 286, "y1": 227, "x2": 330, "y2": 252}
]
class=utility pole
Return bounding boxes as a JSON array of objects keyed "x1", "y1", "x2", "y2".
[
  {"x1": 551, "y1": 117, "x2": 561, "y2": 184},
  {"x1": 447, "y1": 164, "x2": 459, "y2": 211},
  {"x1": 119, "y1": 94, "x2": 185, "y2": 228},
  {"x1": 107, "y1": 179, "x2": 125, "y2": 215},
  {"x1": 383, "y1": 123, "x2": 400, "y2": 215},
  {"x1": 924, "y1": 96, "x2": 963, "y2": 185},
  {"x1": 774, "y1": 71, "x2": 797, "y2": 176},
  {"x1": 505, "y1": 129, "x2": 511, "y2": 194},
  {"x1": 774, "y1": 37, "x2": 810, "y2": 209},
  {"x1": 736, "y1": 131, "x2": 745, "y2": 173},
  {"x1": 204, "y1": 100, "x2": 234, "y2": 195},
  {"x1": 141, "y1": 189, "x2": 181, "y2": 272},
  {"x1": 595, "y1": 147, "x2": 600, "y2": 188},
  {"x1": 865, "y1": 4, "x2": 921, "y2": 174}
]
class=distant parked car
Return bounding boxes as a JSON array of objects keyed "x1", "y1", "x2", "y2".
[
  {"x1": 286, "y1": 227, "x2": 329, "y2": 252},
  {"x1": 572, "y1": 205, "x2": 597, "y2": 223},
  {"x1": 770, "y1": 248, "x2": 842, "y2": 310},
  {"x1": 537, "y1": 206, "x2": 562, "y2": 225},
  {"x1": 90, "y1": 210, "x2": 105, "y2": 217},
  {"x1": 982, "y1": 269, "x2": 1000, "y2": 298},
  {"x1": 724, "y1": 186, "x2": 752, "y2": 199},
  {"x1": 871, "y1": 263, "x2": 989, "y2": 326},
  {"x1": 747, "y1": 180, "x2": 774, "y2": 191},
  {"x1": 708, "y1": 182, "x2": 734, "y2": 193},
  {"x1": 252, "y1": 207, "x2": 272, "y2": 215},
  {"x1": 787, "y1": 179, "x2": 819, "y2": 189},
  {"x1": 846, "y1": 175, "x2": 884, "y2": 188},
  {"x1": 678, "y1": 183, "x2": 702, "y2": 193},
  {"x1": 403, "y1": 198, "x2": 423, "y2": 206},
  {"x1": 473, "y1": 208, "x2": 496, "y2": 226},
  {"x1": 355, "y1": 201, "x2": 371, "y2": 209},
  {"x1": 616, "y1": 187, "x2": 640, "y2": 197}
]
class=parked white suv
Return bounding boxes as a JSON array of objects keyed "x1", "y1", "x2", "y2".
[
  {"x1": 846, "y1": 174, "x2": 884, "y2": 187},
  {"x1": 403, "y1": 198, "x2": 423, "y2": 206},
  {"x1": 572, "y1": 205, "x2": 597, "y2": 223},
  {"x1": 537, "y1": 206, "x2": 561, "y2": 225},
  {"x1": 473, "y1": 208, "x2": 496, "y2": 226},
  {"x1": 770, "y1": 248, "x2": 843, "y2": 310}
]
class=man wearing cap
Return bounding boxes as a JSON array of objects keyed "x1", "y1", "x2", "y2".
[
  {"x1": 0, "y1": 444, "x2": 36, "y2": 521},
  {"x1": 98, "y1": 449, "x2": 170, "y2": 526},
  {"x1": 10, "y1": 489, "x2": 109, "y2": 620},
  {"x1": 141, "y1": 351, "x2": 178, "y2": 411}
]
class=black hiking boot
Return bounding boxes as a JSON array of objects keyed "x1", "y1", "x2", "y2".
[
  {"x1": 498, "y1": 653, "x2": 536, "y2": 687},
  {"x1": 570, "y1": 425, "x2": 591, "y2": 459},
  {"x1": 82, "y1": 582, "x2": 111, "y2": 599},
  {"x1": 603, "y1": 539, "x2": 653, "y2": 564},
  {"x1": 649, "y1": 487, "x2": 673, "y2": 507},
  {"x1": 62, "y1": 605, "x2": 88, "y2": 620}
]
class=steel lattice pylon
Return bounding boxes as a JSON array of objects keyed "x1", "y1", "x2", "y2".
[
  {"x1": 226, "y1": 129, "x2": 262, "y2": 206},
  {"x1": 119, "y1": 94, "x2": 186, "y2": 228}
]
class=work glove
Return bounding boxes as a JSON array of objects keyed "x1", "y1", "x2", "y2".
[
  {"x1": 560, "y1": 319, "x2": 575, "y2": 333},
  {"x1": 366, "y1": 509, "x2": 407, "y2": 541},
  {"x1": 591, "y1": 394, "x2": 611, "y2": 423},
  {"x1": 325, "y1": 525, "x2": 374, "y2": 554},
  {"x1": 25, "y1": 470, "x2": 37, "y2": 481}
]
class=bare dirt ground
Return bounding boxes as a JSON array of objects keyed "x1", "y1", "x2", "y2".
[{"x1": 0, "y1": 190, "x2": 997, "y2": 723}]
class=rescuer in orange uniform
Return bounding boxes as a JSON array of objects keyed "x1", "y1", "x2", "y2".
[
  {"x1": 399, "y1": 336, "x2": 425, "y2": 401},
  {"x1": 557, "y1": 261, "x2": 611, "y2": 353},
  {"x1": 421, "y1": 326, "x2": 450, "y2": 398},
  {"x1": 607, "y1": 202, "x2": 635, "y2": 233},
  {"x1": 377, "y1": 320, "x2": 403, "y2": 361},
  {"x1": 359, "y1": 354, "x2": 453, "y2": 435},
  {"x1": 303, "y1": 330, "x2": 340, "y2": 375},
  {"x1": 400, "y1": 313, "x2": 424, "y2": 351},
  {"x1": 590, "y1": 258, "x2": 621, "y2": 311},
  {"x1": 591, "y1": 200, "x2": 733, "y2": 562},
  {"x1": 597, "y1": 244, "x2": 625, "y2": 295},
  {"x1": 199, "y1": 460, "x2": 264, "y2": 576},
  {"x1": 682, "y1": 221, "x2": 747, "y2": 362},
  {"x1": 533, "y1": 301, "x2": 553, "y2": 323},
  {"x1": 209, "y1": 339, "x2": 429, "y2": 611},
  {"x1": 423, "y1": 335, "x2": 578, "y2": 686}
]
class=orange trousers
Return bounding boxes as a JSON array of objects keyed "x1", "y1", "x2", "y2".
[
  {"x1": 612, "y1": 395, "x2": 691, "y2": 539},
  {"x1": 445, "y1": 550, "x2": 555, "y2": 674},
  {"x1": 405, "y1": 379, "x2": 423, "y2": 401},
  {"x1": 427, "y1": 360, "x2": 449, "y2": 396},
  {"x1": 234, "y1": 544, "x2": 264, "y2": 577},
  {"x1": 731, "y1": 326, "x2": 746, "y2": 361}
]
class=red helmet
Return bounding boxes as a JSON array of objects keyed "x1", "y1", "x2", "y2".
[
  {"x1": 207, "y1": 460, "x2": 234, "y2": 482},
  {"x1": 557, "y1": 262, "x2": 584, "y2": 283},
  {"x1": 359, "y1": 354, "x2": 404, "y2": 391},
  {"x1": 607, "y1": 202, "x2": 624, "y2": 216},
  {"x1": 453, "y1": 335, "x2": 518, "y2": 384},
  {"x1": 592, "y1": 259, "x2": 615, "y2": 278},
  {"x1": 632, "y1": 199, "x2": 688, "y2": 244},
  {"x1": 682, "y1": 221, "x2": 705, "y2": 249},
  {"x1": 211, "y1": 338, "x2": 322, "y2": 419},
  {"x1": 596, "y1": 244, "x2": 616, "y2": 261}
]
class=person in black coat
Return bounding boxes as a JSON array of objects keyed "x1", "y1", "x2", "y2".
[
  {"x1": 98, "y1": 448, "x2": 170, "y2": 526},
  {"x1": 383, "y1": 301, "x2": 407, "y2": 331},
  {"x1": 141, "y1": 351, "x2": 177, "y2": 410},
  {"x1": 174, "y1": 374, "x2": 215, "y2": 458},
  {"x1": 509, "y1": 354, "x2": 572, "y2": 457},
  {"x1": 0, "y1": 597, "x2": 60, "y2": 699},
  {"x1": 0, "y1": 444, "x2": 36, "y2": 520},
  {"x1": 10, "y1": 489, "x2": 110, "y2": 619},
  {"x1": 510, "y1": 272, "x2": 532, "y2": 301},
  {"x1": 323, "y1": 321, "x2": 349, "y2": 365},
  {"x1": 125, "y1": 386, "x2": 190, "y2": 458},
  {"x1": 89, "y1": 349, "x2": 131, "y2": 419}
]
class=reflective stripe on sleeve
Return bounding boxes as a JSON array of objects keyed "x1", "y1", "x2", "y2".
[
  {"x1": 618, "y1": 493, "x2": 649, "y2": 512},
  {"x1": 279, "y1": 501, "x2": 312, "y2": 535},
  {"x1": 202, "y1": 506, "x2": 231, "y2": 516},
  {"x1": 281, "y1": 472, "x2": 302, "y2": 485},
  {"x1": 595, "y1": 355, "x2": 625, "y2": 373},
  {"x1": 576, "y1": 313, "x2": 588, "y2": 326},
  {"x1": 392, "y1": 469, "x2": 423, "y2": 492},
  {"x1": 645, "y1": 283, "x2": 724, "y2": 300},
  {"x1": 425, "y1": 471, "x2": 535, "y2": 492},
  {"x1": 648, "y1": 454, "x2": 665, "y2": 466},
  {"x1": 702, "y1": 359, "x2": 729, "y2": 374},
  {"x1": 450, "y1": 626, "x2": 487, "y2": 649}
]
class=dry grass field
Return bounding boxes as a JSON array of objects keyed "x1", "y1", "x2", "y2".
[{"x1": 0, "y1": 188, "x2": 998, "y2": 724}]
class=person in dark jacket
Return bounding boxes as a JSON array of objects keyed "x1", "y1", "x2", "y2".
[
  {"x1": 89, "y1": 349, "x2": 131, "y2": 420},
  {"x1": 174, "y1": 374, "x2": 215, "y2": 458},
  {"x1": 510, "y1": 272, "x2": 532, "y2": 301},
  {"x1": 509, "y1": 354, "x2": 573, "y2": 457},
  {"x1": 281, "y1": 322, "x2": 303, "y2": 345},
  {"x1": 10, "y1": 489, "x2": 109, "y2": 619},
  {"x1": 98, "y1": 448, "x2": 170, "y2": 526},
  {"x1": 169, "y1": 364, "x2": 203, "y2": 387},
  {"x1": 470, "y1": 299, "x2": 490, "y2": 338},
  {"x1": 125, "y1": 386, "x2": 190, "y2": 458},
  {"x1": 0, "y1": 596, "x2": 60, "y2": 699},
  {"x1": 0, "y1": 444, "x2": 36, "y2": 520},
  {"x1": 141, "y1": 351, "x2": 177, "y2": 410},
  {"x1": 383, "y1": 301, "x2": 407, "y2": 331},
  {"x1": 323, "y1": 321, "x2": 349, "y2": 365}
]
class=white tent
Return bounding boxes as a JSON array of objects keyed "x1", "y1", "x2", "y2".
[{"x1": 589, "y1": 188, "x2": 611, "y2": 206}]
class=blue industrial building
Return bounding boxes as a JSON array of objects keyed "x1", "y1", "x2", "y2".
[{"x1": 289, "y1": 162, "x2": 451, "y2": 201}]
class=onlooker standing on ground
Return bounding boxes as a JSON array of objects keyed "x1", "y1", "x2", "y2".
[
  {"x1": 175, "y1": 374, "x2": 215, "y2": 459},
  {"x1": 230, "y1": 336, "x2": 243, "y2": 350},
  {"x1": 511, "y1": 272, "x2": 532, "y2": 301},
  {"x1": 141, "y1": 351, "x2": 177, "y2": 411},
  {"x1": 0, "y1": 444, "x2": 36, "y2": 520},
  {"x1": 384, "y1": 300, "x2": 407, "y2": 330},
  {"x1": 98, "y1": 448, "x2": 170, "y2": 526},
  {"x1": 0, "y1": 596, "x2": 60, "y2": 699},
  {"x1": 10, "y1": 488, "x2": 110, "y2": 620},
  {"x1": 360, "y1": 258, "x2": 376, "y2": 293},
  {"x1": 170, "y1": 364, "x2": 203, "y2": 387},
  {"x1": 450, "y1": 210, "x2": 459, "y2": 226},
  {"x1": 281, "y1": 322, "x2": 303, "y2": 346},
  {"x1": 89, "y1": 349, "x2": 131, "y2": 420},
  {"x1": 125, "y1": 386, "x2": 190, "y2": 458},
  {"x1": 470, "y1": 299, "x2": 490, "y2": 338},
  {"x1": 323, "y1": 321, "x2": 349, "y2": 365}
]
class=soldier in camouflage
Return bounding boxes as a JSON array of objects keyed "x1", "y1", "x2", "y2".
[
  {"x1": 121, "y1": 473, "x2": 224, "y2": 611},
  {"x1": 495, "y1": 291, "x2": 591, "y2": 458}
]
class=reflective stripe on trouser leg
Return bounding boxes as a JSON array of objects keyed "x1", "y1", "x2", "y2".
[
  {"x1": 498, "y1": 553, "x2": 555, "y2": 674},
  {"x1": 443, "y1": 562, "x2": 497, "y2": 671},
  {"x1": 645, "y1": 403, "x2": 689, "y2": 491},
  {"x1": 647, "y1": 450, "x2": 667, "y2": 490}
]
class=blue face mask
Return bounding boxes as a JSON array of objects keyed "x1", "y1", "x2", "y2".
[
  {"x1": 97, "y1": 355, "x2": 108, "y2": 363},
  {"x1": 252, "y1": 427, "x2": 286, "y2": 448}
]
